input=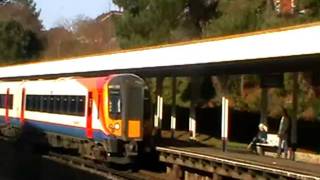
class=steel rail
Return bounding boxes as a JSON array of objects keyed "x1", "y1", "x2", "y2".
[{"x1": 42, "y1": 152, "x2": 146, "y2": 180}]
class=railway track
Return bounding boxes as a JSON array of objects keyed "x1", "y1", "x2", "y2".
[{"x1": 42, "y1": 152, "x2": 163, "y2": 180}]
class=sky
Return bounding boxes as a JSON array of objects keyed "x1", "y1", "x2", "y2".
[{"x1": 34, "y1": 0, "x2": 118, "y2": 29}]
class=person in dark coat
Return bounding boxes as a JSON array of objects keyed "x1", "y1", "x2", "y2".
[{"x1": 277, "y1": 108, "x2": 291, "y2": 158}]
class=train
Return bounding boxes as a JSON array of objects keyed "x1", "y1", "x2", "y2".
[{"x1": 0, "y1": 74, "x2": 153, "y2": 164}]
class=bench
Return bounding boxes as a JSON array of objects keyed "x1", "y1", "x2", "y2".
[{"x1": 255, "y1": 134, "x2": 280, "y2": 155}]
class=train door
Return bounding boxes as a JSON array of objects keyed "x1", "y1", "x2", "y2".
[
  {"x1": 121, "y1": 77, "x2": 144, "y2": 140},
  {"x1": 10, "y1": 85, "x2": 24, "y2": 127},
  {"x1": 143, "y1": 87, "x2": 153, "y2": 141}
]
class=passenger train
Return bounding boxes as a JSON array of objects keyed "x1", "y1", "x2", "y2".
[{"x1": 0, "y1": 74, "x2": 151, "y2": 164}]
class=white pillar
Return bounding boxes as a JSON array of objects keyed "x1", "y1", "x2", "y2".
[
  {"x1": 221, "y1": 96, "x2": 229, "y2": 152},
  {"x1": 189, "y1": 76, "x2": 199, "y2": 140},
  {"x1": 170, "y1": 77, "x2": 177, "y2": 138},
  {"x1": 154, "y1": 77, "x2": 164, "y2": 129}
]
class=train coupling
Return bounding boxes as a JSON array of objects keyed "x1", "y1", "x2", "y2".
[{"x1": 124, "y1": 140, "x2": 138, "y2": 156}]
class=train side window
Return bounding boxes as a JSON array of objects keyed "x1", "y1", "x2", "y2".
[
  {"x1": 24, "y1": 94, "x2": 85, "y2": 116},
  {"x1": 26, "y1": 95, "x2": 41, "y2": 112},
  {"x1": 77, "y1": 96, "x2": 85, "y2": 116},
  {"x1": 54, "y1": 96, "x2": 62, "y2": 114},
  {"x1": 32, "y1": 95, "x2": 36, "y2": 111},
  {"x1": 0, "y1": 94, "x2": 13, "y2": 109},
  {"x1": 8, "y1": 95, "x2": 13, "y2": 109},
  {"x1": 34, "y1": 95, "x2": 41, "y2": 111},
  {"x1": 48, "y1": 96, "x2": 54, "y2": 113},
  {"x1": 69, "y1": 96, "x2": 77, "y2": 115},
  {"x1": 40, "y1": 96, "x2": 43, "y2": 112},
  {"x1": 0, "y1": 95, "x2": 2, "y2": 108},
  {"x1": 26, "y1": 95, "x2": 33, "y2": 111},
  {"x1": 109, "y1": 88, "x2": 121, "y2": 119},
  {"x1": 0, "y1": 94, "x2": 5, "y2": 108},
  {"x1": 31, "y1": 95, "x2": 35, "y2": 111},
  {"x1": 61, "y1": 96, "x2": 69, "y2": 114},
  {"x1": 0, "y1": 94, "x2": 4, "y2": 108},
  {"x1": 41, "y1": 96, "x2": 49, "y2": 112}
]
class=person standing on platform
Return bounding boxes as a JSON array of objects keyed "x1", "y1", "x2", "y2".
[{"x1": 277, "y1": 108, "x2": 291, "y2": 158}]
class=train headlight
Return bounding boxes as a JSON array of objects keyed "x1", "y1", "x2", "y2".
[{"x1": 114, "y1": 123, "x2": 120, "y2": 130}]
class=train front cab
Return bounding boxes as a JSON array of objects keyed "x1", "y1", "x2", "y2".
[{"x1": 103, "y1": 74, "x2": 144, "y2": 163}]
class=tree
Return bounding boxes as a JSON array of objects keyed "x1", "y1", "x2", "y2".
[
  {"x1": 0, "y1": 20, "x2": 43, "y2": 63},
  {"x1": 0, "y1": 0, "x2": 44, "y2": 64},
  {"x1": 42, "y1": 14, "x2": 120, "y2": 59},
  {"x1": 113, "y1": 0, "x2": 141, "y2": 15},
  {"x1": 113, "y1": 0, "x2": 222, "y2": 49},
  {"x1": 203, "y1": 0, "x2": 265, "y2": 37},
  {"x1": 185, "y1": 0, "x2": 218, "y2": 32},
  {"x1": 43, "y1": 26, "x2": 78, "y2": 58},
  {"x1": 113, "y1": 0, "x2": 193, "y2": 48},
  {"x1": 0, "y1": 2, "x2": 43, "y2": 33},
  {"x1": 11, "y1": 0, "x2": 40, "y2": 17},
  {"x1": 298, "y1": 0, "x2": 320, "y2": 16}
]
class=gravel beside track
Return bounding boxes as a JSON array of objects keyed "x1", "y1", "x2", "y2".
[
  {"x1": 0, "y1": 140, "x2": 106, "y2": 180},
  {"x1": 0, "y1": 140, "x2": 166, "y2": 180},
  {"x1": 43, "y1": 151, "x2": 166, "y2": 180},
  {"x1": 43, "y1": 152, "x2": 146, "y2": 180}
]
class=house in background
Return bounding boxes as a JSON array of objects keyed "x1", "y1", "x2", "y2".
[
  {"x1": 273, "y1": 0, "x2": 296, "y2": 15},
  {"x1": 96, "y1": 11, "x2": 122, "y2": 51}
]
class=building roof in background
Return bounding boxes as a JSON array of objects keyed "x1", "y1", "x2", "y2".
[{"x1": 96, "y1": 11, "x2": 122, "y2": 23}]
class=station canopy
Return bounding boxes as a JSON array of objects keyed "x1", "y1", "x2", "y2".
[{"x1": 0, "y1": 22, "x2": 320, "y2": 80}]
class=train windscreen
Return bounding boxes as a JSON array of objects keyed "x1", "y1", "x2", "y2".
[{"x1": 109, "y1": 88, "x2": 121, "y2": 119}]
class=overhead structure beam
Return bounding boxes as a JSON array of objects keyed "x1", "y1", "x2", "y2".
[{"x1": 0, "y1": 23, "x2": 320, "y2": 79}]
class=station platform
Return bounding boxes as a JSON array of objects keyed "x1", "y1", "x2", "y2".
[{"x1": 156, "y1": 131, "x2": 320, "y2": 179}]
